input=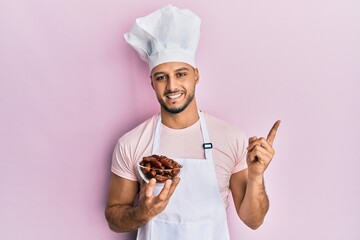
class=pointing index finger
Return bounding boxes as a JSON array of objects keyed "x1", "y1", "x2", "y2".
[{"x1": 266, "y1": 120, "x2": 281, "y2": 146}]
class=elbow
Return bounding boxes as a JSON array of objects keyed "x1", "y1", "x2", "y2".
[
  {"x1": 106, "y1": 219, "x2": 126, "y2": 233},
  {"x1": 105, "y1": 209, "x2": 123, "y2": 233},
  {"x1": 238, "y1": 206, "x2": 268, "y2": 230},
  {"x1": 239, "y1": 212, "x2": 265, "y2": 230},
  {"x1": 108, "y1": 223, "x2": 124, "y2": 233},
  {"x1": 245, "y1": 220, "x2": 263, "y2": 230}
]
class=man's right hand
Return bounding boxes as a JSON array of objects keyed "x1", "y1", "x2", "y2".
[{"x1": 137, "y1": 177, "x2": 181, "y2": 221}]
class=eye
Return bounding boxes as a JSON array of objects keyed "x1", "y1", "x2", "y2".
[
  {"x1": 177, "y1": 72, "x2": 186, "y2": 78},
  {"x1": 156, "y1": 75, "x2": 167, "y2": 81}
]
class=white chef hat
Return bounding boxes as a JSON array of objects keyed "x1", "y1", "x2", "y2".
[{"x1": 124, "y1": 5, "x2": 201, "y2": 71}]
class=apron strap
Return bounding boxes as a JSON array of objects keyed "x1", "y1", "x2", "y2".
[
  {"x1": 152, "y1": 114, "x2": 162, "y2": 155},
  {"x1": 199, "y1": 111, "x2": 212, "y2": 160}
]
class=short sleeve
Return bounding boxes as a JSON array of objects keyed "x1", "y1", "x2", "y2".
[
  {"x1": 232, "y1": 132, "x2": 248, "y2": 174},
  {"x1": 111, "y1": 140, "x2": 138, "y2": 181}
]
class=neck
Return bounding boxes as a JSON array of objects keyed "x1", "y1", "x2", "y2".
[{"x1": 160, "y1": 100, "x2": 199, "y2": 129}]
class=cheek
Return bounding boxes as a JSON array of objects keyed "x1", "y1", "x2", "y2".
[
  {"x1": 186, "y1": 81, "x2": 197, "y2": 91},
  {"x1": 152, "y1": 85, "x2": 163, "y2": 95}
]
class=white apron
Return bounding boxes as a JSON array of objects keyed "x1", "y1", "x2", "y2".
[{"x1": 136, "y1": 111, "x2": 230, "y2": 240}]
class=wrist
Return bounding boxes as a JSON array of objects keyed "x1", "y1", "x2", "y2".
[
  {"x1": 134, "y1": 206, "x2": 152, "y2": 224},
  {"x1": 247, "y1": 173, "x2": 264, "y2": 182}
]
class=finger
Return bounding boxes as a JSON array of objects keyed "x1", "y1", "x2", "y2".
[
  {"x1": 247, "y1": 137, "x2": 274, "y2": 154},
  {"x1": 248, "y1": 151, "x2": 271, "y2": 166},
  {"x1": 247, "y1": 137, "x2": 264, "y2": 151},
  {"x1": 248, "y1": 136, "x2": 257, "y2": 145},
  {"x1": 247, "y1": 145, "x2": 273, "y2": 163},
  {"x1": 145, "y1": 178, "x2": 156, "y2": 198},
  {"x1": 267, "y1": 120, "x2": 281, "y2": 146},
  {"x1": 166, "y1": 177, "x2": 180, "y2": 198},
  {"x1": 157, "y1": 179, "x2": 173, "y2": 201},
  {"x1": 157, "y1": 177, "x2": 181, "y2": 201}
]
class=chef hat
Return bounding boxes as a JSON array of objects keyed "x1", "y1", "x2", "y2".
[{"x1": 124, "y1": 5, "x2": 201, "y2": 71}]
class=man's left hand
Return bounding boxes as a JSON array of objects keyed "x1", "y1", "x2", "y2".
[{"x1": 246, "y1": 120, "x2": 281, "y2": 178}]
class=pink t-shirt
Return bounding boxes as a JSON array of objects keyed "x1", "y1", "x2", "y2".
[{"x1": 111, "y1": 112, "x2": 248, "y2": 207}]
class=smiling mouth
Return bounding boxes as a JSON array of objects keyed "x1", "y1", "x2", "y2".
[
  {"x1": 165, "y1": 92, "x2": 183, "y2": 100},
  {"x1": 167, "y1": 93, "x2": 182, "y2": 99}
]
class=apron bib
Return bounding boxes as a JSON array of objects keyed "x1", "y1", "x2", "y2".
[{"x1": 136, "y1": 111, "x2": 230, "y2": 240}]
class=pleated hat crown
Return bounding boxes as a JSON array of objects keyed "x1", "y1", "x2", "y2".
[{"x1": 124, "y1": 5, "x2": 201, "y2": 71}]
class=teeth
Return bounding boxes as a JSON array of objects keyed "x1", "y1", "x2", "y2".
[{"x1": 167, "y1": 93, "x2": 182, "y2": 99}]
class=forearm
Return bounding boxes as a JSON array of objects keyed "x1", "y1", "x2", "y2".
[
  {"x1": 238, "y1": 175, "x2": 269, "y2": 229},
  {"x1": 105, "y1": 204, "x2": 149, "y2": 233}
]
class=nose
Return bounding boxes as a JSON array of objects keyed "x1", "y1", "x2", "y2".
[{"x1": 166, "y1": 75, "x2": 177, "y2": 92}]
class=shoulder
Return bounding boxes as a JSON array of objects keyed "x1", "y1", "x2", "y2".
[
  {"x1": 203, "y1": 112, "x2": 246, "y2": 139},
  {"x1": 117, "y1": 114, "x2": 158, "y2": 148}
]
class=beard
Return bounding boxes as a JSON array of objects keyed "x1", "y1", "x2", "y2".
[{"x1": 157, "y1": 91, "x2": 195, "y2": 114}]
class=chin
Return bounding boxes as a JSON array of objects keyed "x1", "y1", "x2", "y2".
[
  {"x1": 163, "y1": 106, "x2": 185, "y2": 114},
  {"x1": 159, "y1": 94, "x2": 194, "y2": 114}
]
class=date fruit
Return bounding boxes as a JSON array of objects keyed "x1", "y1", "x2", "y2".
[{"x1": 139, "y1": 155, "x2": 181, "y2": 183}]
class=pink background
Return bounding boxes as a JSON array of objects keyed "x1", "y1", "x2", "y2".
[{"x1": 1, "y1": 0, "x2": 360, "y2": 239}]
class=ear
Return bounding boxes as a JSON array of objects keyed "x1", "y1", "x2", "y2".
[
  {"x1": 194, "y1": 68, "x2": 200, "y2": 84},
  {"x1": 150, "y1": 75, "x2": 154, "y2": 89}
]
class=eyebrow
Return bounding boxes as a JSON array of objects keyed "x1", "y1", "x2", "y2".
[
  {"x1": 153, "y1": 67, "x2": 190, "y2": 77},
  {"x1": 175, "y1": 67, "x2": 190, "y2": 72}
]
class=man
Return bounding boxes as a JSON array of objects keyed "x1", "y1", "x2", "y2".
[{"x1": 105, "y1": 5, "x2": 280, "y2": 240}]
